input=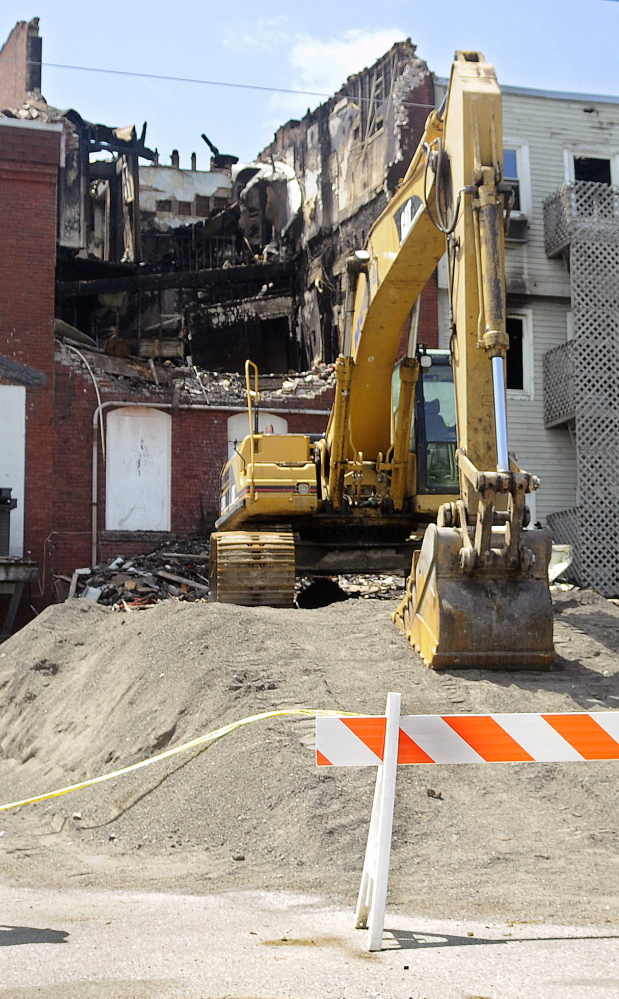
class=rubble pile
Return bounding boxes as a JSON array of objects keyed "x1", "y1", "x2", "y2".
[
  {"x1": 54, "y1": 538, "x2": 210, "y2": 610},
  {"x1": 338, "y1": 574, "x2": 405, "y2": 599},
  {"x1": 56, "y1": 539, "x2": 406, "y2": 611},
  {"x1": 181, "y1": 362, "x2": 336, "y2": 406}
]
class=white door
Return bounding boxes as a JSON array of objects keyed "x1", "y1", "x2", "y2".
[
  {"x1": 0, "y1": 386, "x2": 25, "y2": 556},
  {"x1": 105, "y1": 407, "x2": 171, "y2": 531}
]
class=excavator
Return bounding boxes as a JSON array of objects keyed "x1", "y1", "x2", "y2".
[{"x1": 209, "y1": 51, "x2": 555, "y2": 671}]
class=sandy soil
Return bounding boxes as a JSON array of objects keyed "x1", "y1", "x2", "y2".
[{"x1": 0, "y1": 588, "x2": 618, "y2": 926}]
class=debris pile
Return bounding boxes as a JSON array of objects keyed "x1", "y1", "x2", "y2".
[
  {"x1": 56, "y1": 540, "x2": 407, "y2": 612},
  {"x1": 338, "y1": 574, "x2": 406, "y2": 599},
  {"x1": 54, "y1": 539, "x2": 210, "y2": 610}
]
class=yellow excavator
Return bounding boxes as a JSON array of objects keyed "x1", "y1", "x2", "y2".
[{"x1": 210, "y1": 51, "x2": 555, "y2": 671}]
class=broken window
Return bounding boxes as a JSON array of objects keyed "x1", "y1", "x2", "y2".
[{"x1": 573, "y1": 156, "x2": 612, "y2": 185}]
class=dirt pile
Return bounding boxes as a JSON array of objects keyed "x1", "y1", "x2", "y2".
[{"x1": 0, "y1": 589, "x2": 619, "y2": 923}]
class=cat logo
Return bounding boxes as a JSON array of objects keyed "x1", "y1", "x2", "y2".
[{"x1": 394, "y1": 195, "x2": 422, "y2": 245}]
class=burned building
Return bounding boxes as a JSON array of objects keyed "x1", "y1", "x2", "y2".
[
  {"x1": 0, "y1": 18, "x2": 330, "y2": 626},
  {"x1": 0, "y1": 18, "x2": 301, "y2": 377},
  {"x1": 255, "y1": 39, "x2": 440, "y2": 362}
]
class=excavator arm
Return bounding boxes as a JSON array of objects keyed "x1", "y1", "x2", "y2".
[
  {"x1": 389, "y1": 51, "x2": 554, "y2": 668},
  {"x1": 325, "y1": 50, "x2": 554, "y2": 668}
]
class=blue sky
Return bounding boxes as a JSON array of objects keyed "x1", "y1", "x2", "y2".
[{"x1": 2, "y1": 1, "x2": 618, "y2": 167}]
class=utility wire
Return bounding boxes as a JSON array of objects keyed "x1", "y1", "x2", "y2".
[{"x1": 16, "y1": 58, "x2": 437, "y2": 110}]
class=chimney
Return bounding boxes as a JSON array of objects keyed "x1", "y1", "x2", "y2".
[
  {"x1": 0, "y1": 18, "x2": 42, "y2": 107},
  {"x1": 171, "y1": 149, "x2": 180, "y2": 168},
  {"x1": 191, "y1": 152, "x2": 197, "y2": 171}
]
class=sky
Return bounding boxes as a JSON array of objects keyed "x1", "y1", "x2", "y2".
[{"x1": 1, "y1": 1, "x2": 619, "y2": 168}]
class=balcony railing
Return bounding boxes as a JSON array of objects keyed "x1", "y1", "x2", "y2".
[
  {"x1": 543, "y1": 340, "x2": 574, "y2": 427},
  {"x1": 543, "y1": 181, "x2": 619, "y2": 258}
]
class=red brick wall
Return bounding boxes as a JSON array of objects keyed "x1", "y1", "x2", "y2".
[
  {"x1": 46, "y1": 357, "x2": 331, "y2": 579},
  {"x1": 0, "y1": 120, "x2": 61, "y2": 615}
]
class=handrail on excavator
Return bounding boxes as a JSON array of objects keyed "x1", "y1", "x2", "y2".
[{"x1": 244, "y1": 359, "x2": 259, "y2": 503}]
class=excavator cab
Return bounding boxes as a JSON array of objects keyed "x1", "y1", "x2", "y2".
[{"x1": 413, "y1": 352, "x2": 459, "y2": 495}]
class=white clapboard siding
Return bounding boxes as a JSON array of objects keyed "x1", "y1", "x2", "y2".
[
  {"x1": 503, "y1": 88, "x2": 619, "y2": 297},
  {"x1": 434, "y1": 81, "x2": 619, "y2": 523},
  {"x1": 506, "y1": 299, "x2": 577, "y2": 522}
]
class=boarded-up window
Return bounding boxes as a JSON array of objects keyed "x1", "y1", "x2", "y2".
[
  {"x1": 0, "y1": 386, "x2": 25, "y2": 556},
  {"x1": 105, "y1": 407, "x2": 171, "y2": 531}
]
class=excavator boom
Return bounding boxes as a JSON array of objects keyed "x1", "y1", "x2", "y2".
[{"x1": 392, "y1": 52, "x2": 554, "y2": 668}]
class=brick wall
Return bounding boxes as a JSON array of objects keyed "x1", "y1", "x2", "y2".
[
  {"x1": 0, "y1": 119, "x2": 61, "y2": 618},
  {"x1": 47, "y1": 356, "x2": 331, "y2": 580},
  {"x1": 0, "y1": 20, "x2": 40, "y2": 110}
]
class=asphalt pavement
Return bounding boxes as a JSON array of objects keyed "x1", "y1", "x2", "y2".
[{"x1": 0, "y1": 886, "x2": 618, "y2": 999}]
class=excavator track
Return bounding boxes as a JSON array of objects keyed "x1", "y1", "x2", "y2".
[{"x1": 209, "y1": 531, "x2": 296, "y2": 607}]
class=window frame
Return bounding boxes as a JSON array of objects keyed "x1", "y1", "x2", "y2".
[
  {"x1": 503, "y1": 139, "x2": 532, "y2": 219},
  {"x1": 563, "y1": 147, "x2": 619, "y2": 185},
  {"x1": 506, "y1": 308, "x2": 534, "y2": 401}
]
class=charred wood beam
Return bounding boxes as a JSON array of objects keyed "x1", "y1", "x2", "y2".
[{"x1": 57, "y1": 262, "x2": 293, "y2": 298}]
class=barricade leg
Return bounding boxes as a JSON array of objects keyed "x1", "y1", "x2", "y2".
[{"x1": 354, "y1": 691, "x2": 401, "y2": 952}]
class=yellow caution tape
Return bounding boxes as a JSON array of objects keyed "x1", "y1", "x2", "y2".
[{"x1": 0, "y1": 708, "x2": 358, "y2": 813}]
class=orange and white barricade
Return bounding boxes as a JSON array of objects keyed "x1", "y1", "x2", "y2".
[{"x1": 315, "y1": 695, "x2": 619, "y2": 951}]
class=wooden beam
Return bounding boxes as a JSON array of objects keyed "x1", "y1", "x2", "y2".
[{"x1": 57, "y1": 262, "x2": 293, "y2": 298}]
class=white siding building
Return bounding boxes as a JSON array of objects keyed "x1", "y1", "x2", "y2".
[{"x1": 435, "y1": 80, "x2": 619, "y2": 567}]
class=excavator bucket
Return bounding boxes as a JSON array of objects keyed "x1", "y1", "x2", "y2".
[{"x1": 393, "y1": 524, "x2": 555, "y2": 670}]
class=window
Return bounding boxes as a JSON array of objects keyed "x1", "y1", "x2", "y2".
[
  {"x1": 503, "y1": 141, "x2": 531, "y2": 242},
  {"x1": 574, "y1": 156, "x2": 611, "y2": 184},
  {"x1": 564, "y1": 149, "x2": 619, "y2": 185},
  {"x1": 177, "y1": 201, "x2": 192, "y2": 215},
  {"x1": 195, "y1": 194, "x2": 210, "y2": 216},
  {"x1": 506, "y1": 311, "x2": 533, "y2": 398},
  {"x1": 503, "y1": 148, "x2": 521, "y2": 211},
  {"x1": 156, "y1": 199, "x2": 172, "y2": 213},
  {"x1": 506, "y1": 316, "x2": 524, "y2": 390}
]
